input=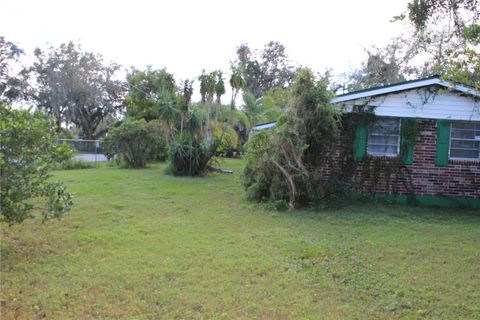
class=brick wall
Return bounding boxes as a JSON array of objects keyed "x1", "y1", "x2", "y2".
[
  {"x1": 329, "y1": 119, "x2": 480, "y2": 199},
  {"x1": 407, "y1": 120, "x2": 480, "y2": 198}
]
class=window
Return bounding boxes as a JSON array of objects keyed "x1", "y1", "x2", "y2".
[
  {"x1": 367, "y1": 117, "x2": 401, "y2": 157},
  {"x1": 449, "y1": 122, "x2": 480, "y2": 160}
]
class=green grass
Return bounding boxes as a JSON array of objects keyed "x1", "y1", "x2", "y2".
[{"x1": 1, "y1": 159, "x2": 479, "y2": 319}]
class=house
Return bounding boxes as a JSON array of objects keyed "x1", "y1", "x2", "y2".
[
  {"x1": 334, "y1": 76, "x2": 479, "y2": 208},
  {"x1": 254, "y1": 76, "x2": 480, "y2": 208}
]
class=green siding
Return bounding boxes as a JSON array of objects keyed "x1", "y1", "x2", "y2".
[
  {"x1": 353, "y1": 122, "x2": 367, "y2": 161},
  {"x1": 435, "y1": 120, "x2": 451, "y2": 166},
  {"x1": 400, "y1": 118, "x2": 415, "y2": 165}
]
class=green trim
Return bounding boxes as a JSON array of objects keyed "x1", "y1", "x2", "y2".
[
  {"x1": 435, "y1": 120, "x2": 451, "y2": 166},
  {"x1": 400, "y1": 118, "x2": 415, "y2": 164},
  {"x1": 371, "y1": 194, "x2": 480, "y2": 209},
  {"x1": 353, "y1": 121, "x2": 367, "y2": 161}
]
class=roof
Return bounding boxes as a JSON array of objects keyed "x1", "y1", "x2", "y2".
[
  {"x1": 332, "y1": 76, "x2": 479, "y2": 104},
  {"x1": 253, "y1": 76, "x2": 480, "y2": 130},
  {"x1": 253, "y1": 121, "x2": 277, "y2": 131}
]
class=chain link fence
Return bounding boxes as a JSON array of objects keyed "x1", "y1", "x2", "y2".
[{"x1": 59, "y1": 139, "x2": 108, "y2": 163}]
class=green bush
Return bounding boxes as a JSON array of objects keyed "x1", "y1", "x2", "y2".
[
  {"x1": 214, "y1": 124, "x2": 240, "y2": 157},
  {"x1": 243, "y1": 130, "x2": 277, "y2": 200},
  {"x1": 102, "y1": 119, "x2": 166, "y2": 168},
  {"x1": 243, "y1": 69, "x2": 341, "y2": 209},
  {"x1": 0, "y1": 105, "x2": 73, "y2": 223},
  {"x1": 61, "y1": 159, "x2": 96, "y2": 170},
  {"x1": 146, "y1": 119, "x2": 169, "y2": 161},
  {"x1": 167, "y1": 137, "x2": 213, "y2": 176},
  {"x1": 166, "y1": 110, "x2": 219, "y2": 176}
]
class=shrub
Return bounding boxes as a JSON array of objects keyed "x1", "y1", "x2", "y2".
[
  {"x1": 243, "y1": 69, "x2": 340, "y2": 209},
  {"x1": 146, "y1": 119, "x2": 169, "y2": 161},
  {"x1": 167, "y1": 110, "x2": 219, "y2": 176},
  {"x1": 243, "y1": 130, "x2": 277, "y2": 200},
  {"x1": 102, "y1": 119, "x2": 166, "y2": 168},
  {"x1": 167, "y1": 137, "x2": 213, "y2": 176},
  {"x1": 0, "y1": 105, "x2": 73, "y2": 223},
  {"x1": 61, "y1": 159, "x2": 95, "y2": 170},
  {"x1": 213, "y1": 124, "x2": 240, "y2": 157}
]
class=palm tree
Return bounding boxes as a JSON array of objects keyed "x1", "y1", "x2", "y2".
[
  {"x1": 199, "y1": 70, "x2": 207, "y2": 104},
  {"x1": 229, "y1": 65, "x2": 245, "y2": 110},
  {"x1": 214, "y1": 70, "x2": 226, "y2": 124},
  {"x1": 179, "y1": 79, "x2": 193, "y2": 134},
  {"x1": 215, "y1": 70, "x2": 226, "y2": 105},
  {"x1": 199, "y1": 70, "x2": 216, "y2": 141}
]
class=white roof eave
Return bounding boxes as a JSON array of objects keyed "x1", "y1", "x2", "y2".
[{"x1": 331, "y1": 78, "x2": 479, "y2": 104}]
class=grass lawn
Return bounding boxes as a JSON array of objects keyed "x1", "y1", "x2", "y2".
[{"x1": 1, "y1": 159, "x2": 479, "y2": 319}]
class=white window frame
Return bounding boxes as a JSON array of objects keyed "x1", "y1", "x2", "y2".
[
  {"x1": 367, "y1": 117, "x2": 401, "y2": 157},
  {"x1": 449, "y1": 121, "x2": 480, "y2": 161}
]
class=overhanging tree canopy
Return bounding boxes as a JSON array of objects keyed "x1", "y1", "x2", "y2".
[{"x1": 30, "y1": 42, "x2": 126, "y2": 139}]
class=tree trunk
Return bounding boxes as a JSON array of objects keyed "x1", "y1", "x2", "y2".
[
  {"x1": 206, "y1": 99, "x2": 212, "y2": 142},
  {"x1": 180, "y1": 113, "x2": 184, "y2": 135},
  {"x1": 230, "y1": 88, "x2": 236, "y2": 111},
  {"x1": 272, "y1": 159, "x2": 296, "y2": 209}
]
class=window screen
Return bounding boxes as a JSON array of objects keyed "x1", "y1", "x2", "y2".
[
  {"x1": 450, "y1": 122, "x2": 480, "y2": 160},
  {"x1": 367, "y1": 117, "x2": 401, "y2": 157}
]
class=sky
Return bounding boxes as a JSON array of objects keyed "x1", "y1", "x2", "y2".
[{"x1": 0, "y1": 0, "x2": 411, "y2": 100}]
